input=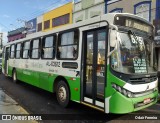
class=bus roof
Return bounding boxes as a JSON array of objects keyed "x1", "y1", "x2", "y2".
[{"x1": 5, "y1": 13, "x2": 153, "y2": 46}]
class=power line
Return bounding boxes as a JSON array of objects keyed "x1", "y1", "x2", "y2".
[
  {"x1": 20, "y1": 0, "x2": 60, "y2": 20},
  {"x1": 20, "y1": 0, "x2": 72, "y2": 21},
  {"x1": 1, "y1": 0, "x2": 72, "y2": 32},
  {"x1": 0, "y1": 22, "x2": 10, "y2": 31},
  {"x1": 6, "y1": 0, "x2": 71, "y2": 32}
]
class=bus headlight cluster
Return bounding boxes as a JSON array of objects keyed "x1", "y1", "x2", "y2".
[{"x1": 112, "y1": 84, "x2": 133, "y2": 98}]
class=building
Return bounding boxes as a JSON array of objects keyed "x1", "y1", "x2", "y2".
[
  {"x1": 7, "y1": 27, "x2": 26, "y2": 42},
  {"x1": 25, "y1": 18, "x2": 37, "y2": 34},
  {"x1": 73, "y1": 0, "x2": 106, "y2": 23},
  {"x1": 7, "y1": 2, "x2": 73, "y2": 42},
  {"x1": 37, "y1": 15, "x2": 43, "y2": 32},
  {"x1": 41, "y1": 2, "x2": 73, "y2": 32}
]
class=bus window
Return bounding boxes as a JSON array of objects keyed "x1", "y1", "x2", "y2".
[
  {"x1": 57, "y1": 31, "x2": 78, "y2": 59},
  {"x1": 42, "y1": 36, "x2": 55, "y2": 59},
  {"x1": 23, "y1": 41, "x2": 30, "y2": 59},
  {"x1": 16, "y1": 43, "x2": 21, "y2": 59},
  {"x1": 31, "y1": 39, "x2": 40, "y2": 59},
  {"x1": 10, "y1": 44, "x2": 15, "y2": 59}
]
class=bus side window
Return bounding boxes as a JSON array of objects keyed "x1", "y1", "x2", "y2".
[
  {"x1": 10, "y1": 44, "x2": 15, "y2": 59},
  {"x1": 22, "y1": 41, "x2": 30, "y2": 59},
  {"x1": 57, "y1": 30, "x2": 79, "y2": 60},
  {"x1": 31, "y1": 39, "x2": 40, "y2": 59},
  {"x1": 42, "y1": 35, "x2": 55, "y2": 59},
  {"x1": 15, "y1": 43, "x2": 21, "y2": 59}
]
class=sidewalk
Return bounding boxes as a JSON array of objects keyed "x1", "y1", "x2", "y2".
[{"x1": 0, "y1": 88, "x2": 38, "y2": 123}]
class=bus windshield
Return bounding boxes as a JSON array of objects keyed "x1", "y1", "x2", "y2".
[{"x1": 111, "y1": 31, "x2": 157, "y2": 74}]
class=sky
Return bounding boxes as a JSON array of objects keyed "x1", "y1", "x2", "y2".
[{"x1": 0, "y1": 0, "x2": 75, "y2": 45}]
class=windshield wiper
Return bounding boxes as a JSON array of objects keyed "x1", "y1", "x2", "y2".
[{"x1": 128, "y1": 30, "x2": 140, "y2": 45}]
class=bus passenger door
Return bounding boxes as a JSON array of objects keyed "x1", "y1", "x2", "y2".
[
  {"x1": 4, "y1": 47, "x2": 10, "y2": 75},
  {"x1": 82, "y1": 28, "x2": 107, "y2": 110}
]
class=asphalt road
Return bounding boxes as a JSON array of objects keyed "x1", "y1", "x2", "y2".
[{"x1": 0, "y1": 73, "x2": 159, "y2": 123}]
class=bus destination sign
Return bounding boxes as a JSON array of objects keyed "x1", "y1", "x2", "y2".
[
  {"x1": 114, "y1": 16, "x2": 153, "y2": 34},
  {"x1": 125, "y1": 19, "x2": 150, "y2": 33}
]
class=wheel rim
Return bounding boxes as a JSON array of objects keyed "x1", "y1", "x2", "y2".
[{"x1": 58, "y1": 86, "x2": 67, "y2": 102}]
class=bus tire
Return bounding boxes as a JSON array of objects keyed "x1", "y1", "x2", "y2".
[
  {"x1": 13, "y1": 69, "x2": 18, "y2": 83},
  {"x1": 56, "y1": 80, "x2": 70, "y2": 107}
]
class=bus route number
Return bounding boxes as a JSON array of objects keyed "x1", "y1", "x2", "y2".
[{"x1": 46, "y1": 61, "x2": 60, "y2": 67}]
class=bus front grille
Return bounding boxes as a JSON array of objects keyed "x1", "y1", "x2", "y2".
[{"x1": 128, "y1": 76, "x2": 157, "y2": 84}]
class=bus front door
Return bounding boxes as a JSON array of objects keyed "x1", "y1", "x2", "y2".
[
  {"x1": 4, "y1": 47, "x2": 10, "y2": 75},
  {"x1": 82, "y1": 28, "x2": 107, "y2": 110}
]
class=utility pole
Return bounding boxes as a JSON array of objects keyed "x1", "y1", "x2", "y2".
[{"x1": 0, "y1": 33, "x2": 3, "y2": 49}]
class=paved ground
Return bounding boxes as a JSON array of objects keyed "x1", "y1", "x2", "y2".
[
  {"x1": 0, "y1": 88, "x2": 38, "y2": 123},
  {"x1": 0, "y1": 73, "x2": 159, "y2": 123}
]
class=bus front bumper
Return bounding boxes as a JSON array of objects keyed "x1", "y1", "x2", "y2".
[{"x1": 108, "y1": 90, "x2": 158, "y2": 114}]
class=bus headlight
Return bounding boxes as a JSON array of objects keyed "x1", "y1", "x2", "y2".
[
  {"x1": 112, "y1": 84, "x2": 133, "y2": 98},
  {"x1": 117, "y1": 86, "x2": 122, "y2": 93},
  {"x1": 127, "y1": 91, "x2": 132, "y2": 98},
  {"x1": 112, "y1": 84, "x2": 117, "y2": 89},
  {"x1": 122, "y1": 89, "x2": 127, "y2": 96}
]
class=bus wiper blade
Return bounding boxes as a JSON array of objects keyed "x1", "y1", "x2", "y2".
[
  {"x1": 128, "y1": 30, "x2": 138, "y2": 41},
  {"x1": 128, "y1": 30, "x2": 140, "y2": 46}
]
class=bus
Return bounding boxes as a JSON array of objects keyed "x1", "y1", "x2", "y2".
[{"x1": 2, "y1": 13, "x2": 158, "y2": 114}]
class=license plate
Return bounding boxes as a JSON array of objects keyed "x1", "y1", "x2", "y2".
[{"x1": 143, "y1": 98, "x2": 151, "y2": 104}]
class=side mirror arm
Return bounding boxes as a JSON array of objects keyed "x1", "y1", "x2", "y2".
[{"x1": 107, "y1": 42, "x2": 118, "y2": 57}]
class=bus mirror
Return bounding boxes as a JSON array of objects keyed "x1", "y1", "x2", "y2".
[
  {"x1": 109, "y1": 24, "x2": 118, "y2": 31},
  {"x1": 110, "y1": 30, "x2": 117, "y2": 47},
  {"x1": 108, "y1": 42, "x2": 118, "y2": 57}
]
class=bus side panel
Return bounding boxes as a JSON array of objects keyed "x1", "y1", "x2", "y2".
[
  {"x1": 17, "y1": 68, "x2": 23, "y2": 80},
  {"x1": 39, "y1": 72, "x2": 56, "y2": 92},
  {"x1": 22, "y1": 69, "x2": 39, "y2": 87},
  {"x1": 64, "y1": 76, "x2": 81, "y2": 102},
  {"x1": 39, "y1": 73, "x2": 81, "y2": 102}
]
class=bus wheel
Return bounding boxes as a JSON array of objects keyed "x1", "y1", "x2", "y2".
[
  {"x1": 56, "y1": 80, "x2": 70, "y2": 107},
  {"x1": 13, "y1": 69, "x2": 17, "y2": 83}
]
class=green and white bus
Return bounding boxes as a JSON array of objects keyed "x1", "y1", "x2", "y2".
[{"x1": 2, "y1": 13, "x2": 158, "y2": 114}]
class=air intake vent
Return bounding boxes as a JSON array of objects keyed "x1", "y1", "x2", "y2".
[{"x1": 129, "y1": 76, "x2": 157, "y2": 84}]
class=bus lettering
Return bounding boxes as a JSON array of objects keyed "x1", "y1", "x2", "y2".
[{"x1": 46, "y1": 61, "x2": 60, "y2": 67}]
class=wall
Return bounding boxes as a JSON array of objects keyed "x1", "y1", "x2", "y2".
[
  {"x1": 73, "y1": 0, "x2": 105, "y2": 23},
  {"x1": 42, "y1": 2, "x2": 73, "y2": 32},
  {"x1": 7, "y1": 27, "x2": 26, "y2": 42}
]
